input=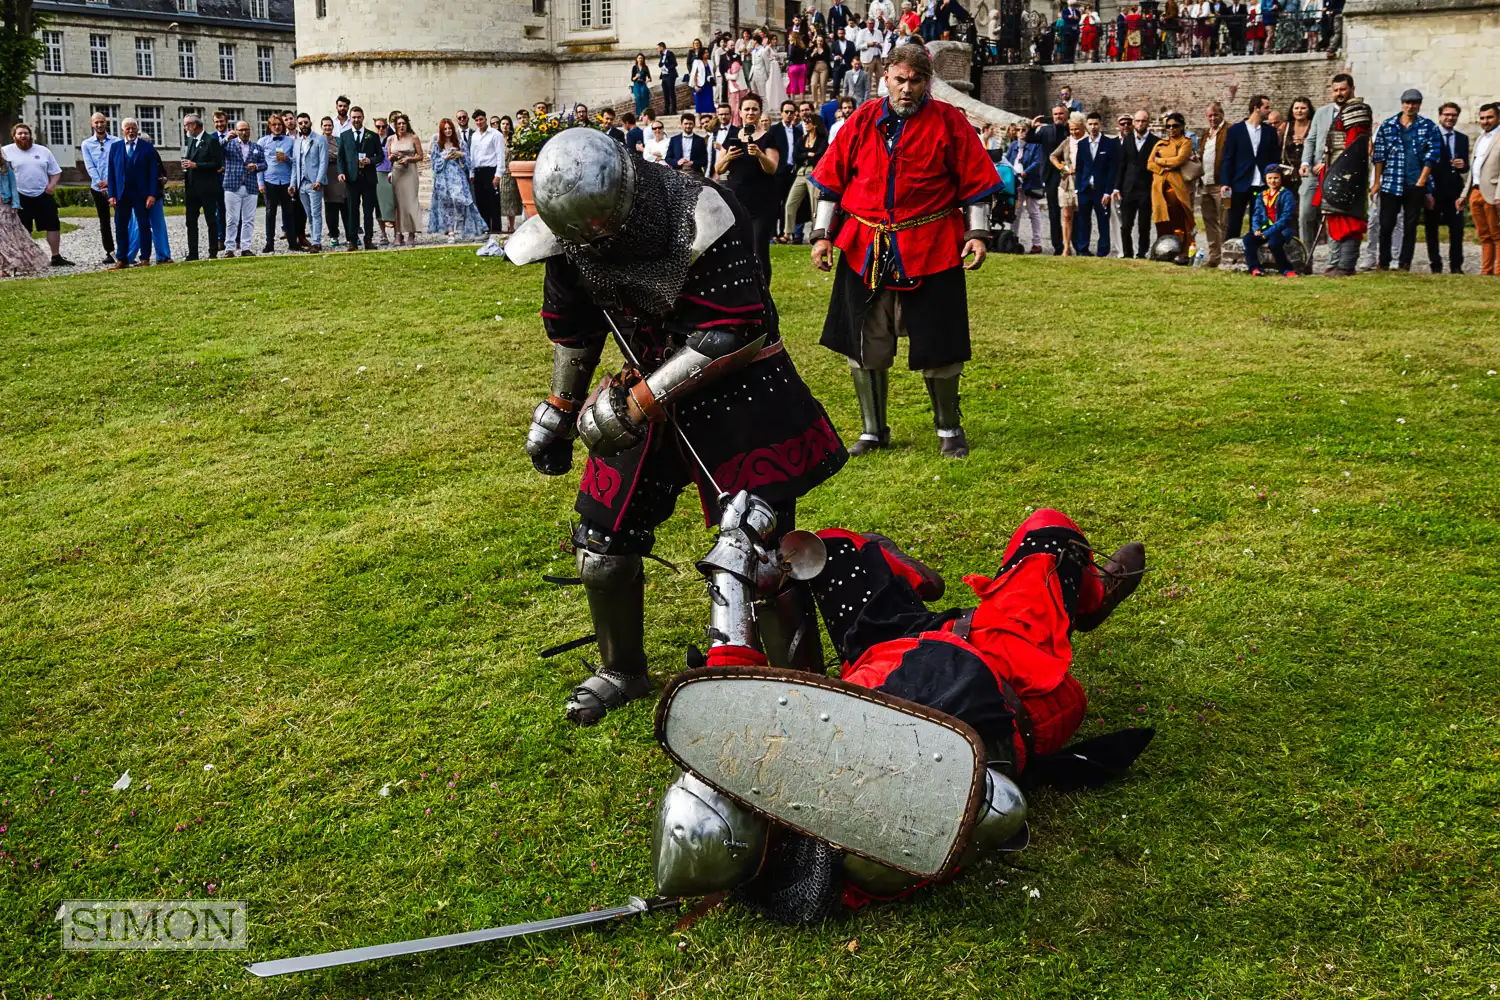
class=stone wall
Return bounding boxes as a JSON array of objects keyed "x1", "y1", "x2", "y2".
[
  {"x1": 1344, "y1": 0, "x2": 1500, "y2": 125},
  {"x1": 983, "y1": 52, "x2": 1341, "y2": 122}
]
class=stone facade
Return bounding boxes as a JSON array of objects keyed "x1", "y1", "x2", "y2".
[
  {"x1": 292, "y1": 0, "x2": 796, "y2": 140},
  {"x1": 27, "y1": 0, "x2": 296, "y2": 178},
  {"x1": 1343, "y1": 0, "x2": 1500, "y2": 125},
  {"x1": 983, "y1": 51, "x2": 1342, "y2": 123}
]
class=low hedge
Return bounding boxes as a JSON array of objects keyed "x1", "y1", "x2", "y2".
[{"x1": 52, "y1": 184, "x2": 187, "y2": 207}]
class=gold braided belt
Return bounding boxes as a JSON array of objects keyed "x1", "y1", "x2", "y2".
[{"x1": 849, "y1": 209, "x2": 956, "y2": 289}]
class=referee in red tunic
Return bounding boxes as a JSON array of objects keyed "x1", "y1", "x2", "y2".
[{"x1": 809, "y1": 43, "x2": 1000, "y2": 459}]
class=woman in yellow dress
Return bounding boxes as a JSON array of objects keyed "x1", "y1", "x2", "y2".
[{"x1": 1148, "y1": 112, "x2": 1195, "y2": 264}]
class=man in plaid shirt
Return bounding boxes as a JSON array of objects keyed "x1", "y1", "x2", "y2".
[{"x1": 1371, "y1": 88, "x2": 1441, "y2": 270}]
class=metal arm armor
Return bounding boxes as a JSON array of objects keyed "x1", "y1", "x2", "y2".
[
  {"x1": 963, "y1": 201, "x2": 993, "y2": 244},
  {"x1": 526, "y1": 342, "x2": 603, "y2": 474},
  {"x1": 810, "y1": 198, "x2": 840, "y2": 243}
]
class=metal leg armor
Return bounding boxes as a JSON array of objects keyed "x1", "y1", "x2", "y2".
[
  {"x1": 757, "y1": 582, "x2": 825, "y2": 674},
  {"x1": 924, "y1": 375, "x2": 969, "y2": 459},
  {"x1": 567, "y1": 549, "x2": 653, "y2": 726},
  {"x1": 849, "y1": 368, "x2": 890, "y2": 457}
]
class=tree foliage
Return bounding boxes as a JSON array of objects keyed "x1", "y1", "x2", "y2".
[{"x1": 1, "y1": 0, "x2": 46, "y2": 138}]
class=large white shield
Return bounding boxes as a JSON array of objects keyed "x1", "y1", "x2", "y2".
[{"x1": 655, "y1": 667, "x2": 987, "y2": 878}]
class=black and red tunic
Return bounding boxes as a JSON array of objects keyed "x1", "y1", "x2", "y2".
[{"x1": 540, "y1": 185, "x2": 847, "y2": 548}]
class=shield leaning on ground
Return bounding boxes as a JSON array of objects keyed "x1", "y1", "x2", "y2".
[{"x1": 655, "y1": 666, "x2": 988, "y2": 879}]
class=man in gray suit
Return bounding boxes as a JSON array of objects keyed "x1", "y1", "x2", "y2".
[
  {"x1": 1300, "y1": 72, "x2": 1355, "y2": 249},
  {"x1": 290, "y1": 112, "x2": 328, "y2": 252}
]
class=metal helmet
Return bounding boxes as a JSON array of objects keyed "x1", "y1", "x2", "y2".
[
  {"x1": 532, "y1": 127, "x2": 636, "y2": 244},
  {"x1": 1336, "y1": 99, "x2": 1373, "y2": 131},
  {"x1": 652, "y1": 771, "x2": 768, "y2": 897},
  {"x1": 959, "y1": 768, "x2": 1028, "y2": 864},
  {"x1": 1150, "y1": 234, "x2": 1184, "y2": 262},
  {"x1": 844, "y1": 769, "x2": 1027, "y2": 896}
]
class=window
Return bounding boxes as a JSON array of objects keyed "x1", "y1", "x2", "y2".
[
  {"x1": 41, "y1": 30, "x2": 64, "y2": 73},
  {"x1": 178, "y1": 0, "x2": 197, "y2": 11},
  {"x1": 219, "y1": 42, "x2": 236, "y2": 81},
  {"x1": 136, "y1": 106, "x2": 164, "y2": 145},
  {"x1": 221, "y1": 107, "x2": 245, "y2": 128},
  {"x1": 256, "y1": 44, "x2": 274, "y2": 83},
  {"x1": 532, "y1": 0, "x2": 545, "y2": 13},
  {"x1": 245, "y1": 0, "x2": 268, "y2": 17},
  {"x1": 90, "y1": 33, "x2": 111, "y2": 76},
  {"x1": 179, "y1": 106, "x2": 204, "y2": 146},
  {"x1": 179, "y1": 39, "x2": 197, "y2": 79},
  {"x1": 256, "y1": 109, "x2": 276, "y2": 135},
  {"x1": 136, "y1": 37, "x2": 155, "y2": 77},
  {"x1": 576, "y1": 0, "x2": 610, "y2": 28},
  {"x1": 42, "y1": 103, "x2": 74, "y2": 149},
  {"x1": 90, "y1": 103, "x2": 120, "y2": 135},
  {"x1": 315, "y1": 0, "x2": 326, "y2": 16}
]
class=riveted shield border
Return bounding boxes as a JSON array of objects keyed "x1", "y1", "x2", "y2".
[{"x1": 654, "y1": 666, "x2": 988, "y2": 879}]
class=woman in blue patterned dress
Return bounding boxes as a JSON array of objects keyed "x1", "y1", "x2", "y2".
[{"x1": 427, "y1": 117, "x2": 487, "y2": 241}]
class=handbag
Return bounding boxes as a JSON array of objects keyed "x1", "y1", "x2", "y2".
[{"x1": 1181, "y1": 157, "x2": 1204, "y2": 183}]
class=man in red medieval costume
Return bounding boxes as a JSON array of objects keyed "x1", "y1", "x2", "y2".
[{"x1": 809, "y1": 42, "x2": 1000, "y2": 460}]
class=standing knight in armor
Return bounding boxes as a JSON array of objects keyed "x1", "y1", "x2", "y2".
[
  {"x1": 652, "y1": 493, "x2": 1154, "y2": 923},
  {"x1": 809, "y1": 43, "x2": 1000, "y2": 459},
  {"x1": 1311, "y1": 77, "x2": 1372, "y2": 278},
  {"x1": 505, "y1": 128, "x2": 847, "y2": 726}
]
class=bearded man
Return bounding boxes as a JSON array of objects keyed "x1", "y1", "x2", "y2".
[
  {"x1": 809, "y1": 43, "x2": 1000, "y2": 460},
  {"x1": 504, "y1": 128, "x2": 847, "y2": 727}
]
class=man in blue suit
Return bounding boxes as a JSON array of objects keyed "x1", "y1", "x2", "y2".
[
  {"x1": 665, "y1": 113, "x2": 708, "y2": 174},
  {"x1": 1073, "y1": 111, "x2": 1118, "y2": 256},
  {"x1": 1219, "y1": 94, "x2": 1280, "y2": 239},
  {"x1": 107, "y1": 118, "x2": 157, "y2": 269}
]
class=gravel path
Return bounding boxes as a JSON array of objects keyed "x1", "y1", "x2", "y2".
[
  {"x1": 8, "y1": 212, "x2": 1483, "y2": 280},
  {"x1": 7, "y1": 213, "x2": 490, "y2": 280}
]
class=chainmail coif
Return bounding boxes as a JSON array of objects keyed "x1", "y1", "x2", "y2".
[
  {"x1": 732, "y1": 830, "x2": 844, "y2": 925},
  {"x1": 556, "y1": 159, "x2": 701, "y2": 317}
]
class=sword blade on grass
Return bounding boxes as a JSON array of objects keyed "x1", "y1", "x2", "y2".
[{"x1": 245, "y1": 896, "x2": 675, "y2": 978}]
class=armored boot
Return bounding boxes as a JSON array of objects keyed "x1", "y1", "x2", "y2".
[
  {"x1": 1071, "y1": 542, "x2": 1147, "y2": 633},
  {"x1": 566, "y1": 549, "x2": 653, "y2": 725},
  {"x1": 757, "y1": 582, "x2": 825, "y2": 674},
  {"x1": 925, "y1": 375, "x2": 968, "y2": 459},
  {"x1": 848, "y1": 368, "x2": 890, "y2": 457}
]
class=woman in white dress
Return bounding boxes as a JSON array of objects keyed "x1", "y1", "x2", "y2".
[
  {"x1": 761, "y1": 36, "x2": 788, "y2": 114},
  {"x1": 642, "y1": 120, "x2": 671, "y2": 164}
]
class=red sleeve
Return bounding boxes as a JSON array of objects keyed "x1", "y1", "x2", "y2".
[{"x1": 947, "y1": 105, "x2": 1003, "y2": 206}]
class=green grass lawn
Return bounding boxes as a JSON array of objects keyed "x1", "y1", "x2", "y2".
[{"x1": 2, "y1": 248, "x2": 1497, "y2": 998}]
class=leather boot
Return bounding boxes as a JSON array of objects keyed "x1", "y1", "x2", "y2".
[
  {"x1": 758, "y1": 582, "x2": 825, "y2": 673},
  {"x1": 859, "y1": 532, "x2": 945, "y2": 601},
  {"x1": 1071, "y1": 542, "x2": 1147, "y2": 632},
  {"x1": 848, "y1": 368, "x2": 890, "y2": 457},
  {"x1": 925, "y1": 375, "x2": 968, "y2": 458}
]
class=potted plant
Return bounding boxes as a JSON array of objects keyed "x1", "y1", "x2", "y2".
[{"x1": 507, "y1": 115, "x2": 591, "y2": 217}]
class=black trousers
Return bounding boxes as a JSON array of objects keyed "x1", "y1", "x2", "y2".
[
  {"x1": 1044, "y1": 177, "x2": 1064, "y2": 253},
  {"x1": 326, "y1": 200, "x2": 344, "y2": 241},
  {"x1": 472, "y1": 167, "x2": 499, "y2": 233},
  {"x1": 216, "y1": 188, "x2": 226, "y2": 246},
  {"x1": 1379, "y1": 188, "x2": 1425, "y2": 269},
  {"x1": 262, "y1": 184, "x2": 295, "y2": 249},
  {"x1": 90, "y1": 188, "x2": 115, "y2": 255},
  {"x1": 662, "y1": 77, "x2": 678, "y2": 113},
  {"x1": 1424, "y1": 194, "x2": 1464, "y2": 272},
  {"x1": 749, "y1": 207, "x2": 775, "y2": 288},
  {"x1": 184, "y1": 185, "x2": 219, "y2": 259},
  {"x1": 345, "y1": 179, "x2": 377, "y2": 246},
  {"x1": 1119, "y1": 193, "x2": 1152, "y2": 258},
  {"x1": 1225, "y1": 187, "x2": 1261, "y2": 241}
]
